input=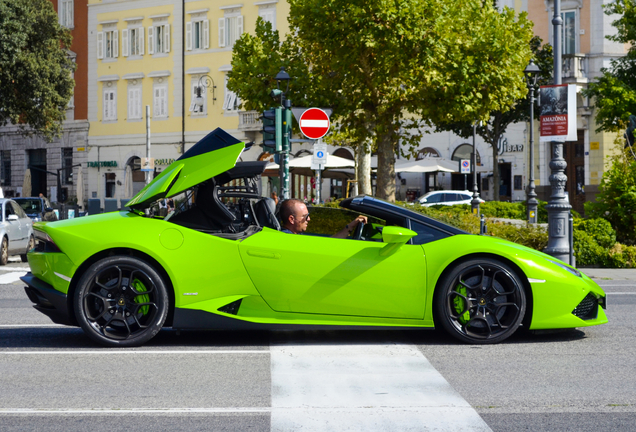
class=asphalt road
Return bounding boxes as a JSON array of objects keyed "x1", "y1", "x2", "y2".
[{"x1": 1, "y1": 261, "x2": 634, "y2": 431}]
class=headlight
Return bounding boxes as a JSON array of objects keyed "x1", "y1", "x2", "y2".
[{"x1": 547, "y1": 259, "x2": 581, "y2": 278}]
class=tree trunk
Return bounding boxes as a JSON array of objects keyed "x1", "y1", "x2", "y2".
[
  {"x1": 492, "y1": 121, "x2": 501, "y2": 202},
  {"x1": 356, "y1": 140, "x2": 372, "y2": 196},
  {"x1": 376, "y1": 130, "x2": 396, "y2": 202}
]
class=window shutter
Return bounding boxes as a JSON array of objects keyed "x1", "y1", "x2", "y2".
[
  {"x1": 154, "y1": 88, "x2": 160, "y2": 116},
  {"x1": 138, "y1": 27, "x2": 145, "y2": 55},
  {"x1": 148, "y1": 26, "x2": 154, "y2": 54},
  {"x1": 103, "y1": 91, "x2": 108, "y2": 120},
  {"x1": 164, "y1": 24, "x2": 170, "y2": 53},
  {"x1": 69, "y1": 0, "x2": 74, "y2": 28},
  {"x1": 97, "y1": 32, "x2": 103, "y2": 59},
  {"x1": 218, "y1": 18, "x2": 225, "y2": 47},
  {"x1": 122, "y1": 29, "x2": 129, "y2": 57},
  {"x1": 227, "y1": 92, "x2": 237, "y2": 111},
  {"x1": 113, "y1": 30, "x2": 119, "y2": 57},
  {"x1": 186, "y1": 22, "x2": 192, "y2": 51},
  {"x1": 128, "y1": 89, "x2": 133, "y2": 119},
  {"x1": 222, "y1": 92, "x2": 232, "y2": 110},
  {"x1": 203, "y1": 20, "x2": 209, "y2": 49},
  {"x1": 237, "y1": 15, "x2": 243, "y2": 36}
]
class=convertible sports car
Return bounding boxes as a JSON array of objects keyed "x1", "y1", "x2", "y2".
[{"x1": 22, "y1": 128, "x2": 607, "y2": 347}]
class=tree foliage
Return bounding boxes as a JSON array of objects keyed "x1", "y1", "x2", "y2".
[
  {"x1": 434, "y1": 36, "x2": 553, "y2": 201},
  {"x1": 0, "y1": 0, "x2": 75, "y2": 141},
  {"x1": 585, "y1": 140, "x2": 636, "y2": 245},
  {"x1": 584, "y1": 0, "x2": 636, "y2": 133},
  {"x1": 229, "y1": 1, "x2": 533, "y2": 202}
]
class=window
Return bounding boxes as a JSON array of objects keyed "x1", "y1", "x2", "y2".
[
  {"x1": 514, "y1": 175, "x2": 522, "y2": 191},
  {"x1": 123, "y1": 27, "x2": 144, "y2": 57},
  {"x1": 186, "y1": 20, "x2": 209, "y2": 50},
  {"x1": 482, "y1": 177, "x2": 489, "y2": 191},
  {"x1": 149, "y1": 24, "x2": 170, "y2": 54},
  {"x1": 103, "y1": 89, "x2": 117, "y2": 121},
  {"x1": 1, "y1": 151, "x2": 11, "y2": 187},
  {"x1": 259, "y1": 7, "x2": 276, "y2": 30},
  {"x1": 128, "y1": 87, "x2": 142, "y2": 119},
  {"x1": 97, "y1": 30, "x2": 119, "y2": 59},
  {"x1": 223, "y1": 76, "x2": 239, "y2": 111},
  {"x1": 59, "y1": 0, "x2": 73, "y2": 28},
  {"x1": 153, "y1": 86, "x2": 168, "y2": 118},
  {"x1": 62, "y1": 148, "x2": 73, "y2": 185},
  {"x1": 218, "y1": 13, "x2": 243, "y2": 48},
  {"x1": 189, "y1": 83, "x2": 205, "y2": 114},
  {"x1": 562, "y1": 11, "x2": 576, "y2": 55},
  {"x1": 575, "y1": 165, "x2": 584, "y2": 195},
  {"x1": 409, "y1": 220, "x2": 447, "y2": 245}
]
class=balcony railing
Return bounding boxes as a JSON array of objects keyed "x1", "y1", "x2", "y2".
[
  {"x1": 562, "y1": 54, "x2": 588, "y2": 83},
  {"x1": 238, "y1": 110, "x2": 262, "y2": 132}
]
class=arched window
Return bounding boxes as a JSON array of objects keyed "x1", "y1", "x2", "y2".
[
  {"x1": 452, "y1": 144, "x2": 481, "y2": 164},
  {"x1": 416, "y1": 147, "x2": 441, "y2": 160},
  {"x1": 333, "y1": 148, "x2": 354, "y2": 160}
]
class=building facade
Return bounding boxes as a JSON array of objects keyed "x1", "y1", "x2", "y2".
[{"x1": 0, "y1": 0, "x2": 90, "y2": 204}]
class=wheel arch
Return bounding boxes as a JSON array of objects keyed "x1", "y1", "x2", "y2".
[
  {"x1": 432, "y1": 252, "x2": 534, "y2": 330},
  {"x1": 66, "y1": 248, "x2": 176, "y2": 327}
]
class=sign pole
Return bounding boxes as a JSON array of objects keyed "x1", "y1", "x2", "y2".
[{"x1": 145, "y1": 105, "x2": 151, "y2": 185}]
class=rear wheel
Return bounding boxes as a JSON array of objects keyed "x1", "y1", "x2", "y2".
[
  {"x1": 74, "y1": 256, "x2": 169, "y2": 347},
  {"x1": 434, "y1": 258, "x2": 526, "y2": 344},
  {"x1": 21, "y1": 235, "x2": 34, "y2": 263},
  {"x1": 0, "y1": 237, "x2": 8, "y2": 266}
]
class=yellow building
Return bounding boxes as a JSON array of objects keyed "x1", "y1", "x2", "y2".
[{"x1": 87, "y1": 0, "x2": 290, "y2": 208}]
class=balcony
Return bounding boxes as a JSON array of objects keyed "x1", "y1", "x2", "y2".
[
  {"x1": 562, "y1": 54, "x2": 588, "y2": 84},
  {"x1": 238, "y1": 110, "x2": 262, "y2": 132}
]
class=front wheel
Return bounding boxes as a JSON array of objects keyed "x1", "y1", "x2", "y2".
[
  {"x1": 74, "y1": 256, "x2": 169, "y2": 347},
  {"x1": 434, "y1": 258, "x2": 526, "y2": 344}
]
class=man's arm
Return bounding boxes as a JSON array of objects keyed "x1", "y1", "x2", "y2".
[{"x1": 332, "y1": 215, "x2": 368, "y2": 239}]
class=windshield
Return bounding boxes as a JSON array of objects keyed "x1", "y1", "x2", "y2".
[{"x1": 15, "y1": 199, "x2": 42, "y2": 213}]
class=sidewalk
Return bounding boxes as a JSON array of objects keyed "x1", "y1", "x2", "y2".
[{"x1": 580, "y1": 268, "x2": 636, "y2": 281}]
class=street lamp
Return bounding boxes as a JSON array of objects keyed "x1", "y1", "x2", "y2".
[
  {"x1": 524, "y1": 60, "x2": 541, "y2": 224},
  {"x1": 194, "y1": 74, "x2": 217, "y2": 111},
  {"x1": 471, "y1": 121, "x2": 481, "y2": 215}
]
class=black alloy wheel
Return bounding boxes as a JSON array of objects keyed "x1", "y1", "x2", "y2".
[
  {"x1": 74, "y1": 256, "x2": 169, "y2": 347},
  {"x1": 435, "y1": 258, "x2": 526, "y2": 344},
  {"x1": 0, "y1": 237, "x2": 8, "y2": 266},
  {"x1": 21, "y1": 235, "x2": 34, "y2": 263}
]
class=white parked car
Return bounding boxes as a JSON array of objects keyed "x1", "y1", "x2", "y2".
[
  {"x1": 416, "y1": 190, "x2": 484, "y2": 207},
  {"x1": 0, "y1": 198, "x2": 34, "y2": 264}
]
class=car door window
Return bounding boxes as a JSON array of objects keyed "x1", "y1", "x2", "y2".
[
  {"x1": 12, "y1": 202, "x2": 27, "y2": 219},
  {"x1": 5, "y1": 203, "x2": 14, "y2": 219},
  {"x1": 425, "y1": 193, "x2": 442, "y2": 203},
  {"x1": 443, "y1": 193, "x2": 458, "y2": 202},
  {"x1": 409, "y1": 220, "x2": 448, "y2": 245}
]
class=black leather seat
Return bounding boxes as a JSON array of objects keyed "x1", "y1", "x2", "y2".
[{"x1": 254, "y1": 197, "x2": 280, "y2": 230}]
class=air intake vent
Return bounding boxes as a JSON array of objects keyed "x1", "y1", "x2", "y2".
[
  {"x1": 572, "y1": 293, "x2": 598, "y2": 320},
  {"x1": 218, "y1": 299, "x2": 242, "y2": 315}
]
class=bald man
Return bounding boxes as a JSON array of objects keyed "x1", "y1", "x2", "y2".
[{"x1": 279, "y1": 198, "x2": 366, "y2": 239}]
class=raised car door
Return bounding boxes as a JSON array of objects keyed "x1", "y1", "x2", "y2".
[{"x1": 238, "y1": 229, "x2": 427, "y2": 319}]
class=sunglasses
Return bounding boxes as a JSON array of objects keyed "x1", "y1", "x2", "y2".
[{"x1": 294, "y1": 213, "x2": 310, "y2": 221}]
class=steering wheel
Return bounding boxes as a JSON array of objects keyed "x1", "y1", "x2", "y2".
[{"x1": 352, "y1": 221, "x2": 365, "y2": 240}]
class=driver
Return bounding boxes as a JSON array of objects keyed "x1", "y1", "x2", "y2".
[{"x1": 279, "y1": 198, "x2": 367, "y2": 239}]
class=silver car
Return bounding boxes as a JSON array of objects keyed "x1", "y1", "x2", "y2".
[
  {"x1": 0, "y1": 198, "x2": 34, "y2": 264},
  {"x1": 417, "y1": 190, "x2": 485, "y2": 207}
]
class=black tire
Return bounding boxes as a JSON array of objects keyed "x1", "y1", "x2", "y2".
[
  {"x1": 74, "y1": 256, "x2": 169, "y2": 347},
  {"x1": 21, "y1": 235, "x2": 34, "y2": 263},
  {"x1": 0, "y1": 237, "x2": 8, "y2": 266},
  {"x1": 434, "y1": 258, "x2": 526, "y2": 344}
]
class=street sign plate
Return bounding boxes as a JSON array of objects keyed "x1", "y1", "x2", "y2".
[
  {"x1": 460, "y1": 159, "x2": 470, "y2": 174},
  {"x1": 300, "y1": 108, "x2": 330, "y2": 139},
  {"x1": 312, "y1": 143, "x2": 328, "y2": 166}
]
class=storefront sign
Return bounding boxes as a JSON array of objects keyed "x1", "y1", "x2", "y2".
[
  {"x1": 155, "y1": 158, "x2": 176, "y2": 166},
  {"x1": 497, "y1": 137, "x2": 523, "y2": 155},
  {"x1": 539, "y1": 84, "x2": 577, "y2": 142},
  {"x1": 88, "y1": 161, "x2": 117, "y2": 168},
  {"x1": 140, "y1": 157, "x2": 155, "y2": 172}
]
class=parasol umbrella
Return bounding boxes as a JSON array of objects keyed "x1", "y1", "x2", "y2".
[
  {"x1": 394, "y1": 158, "x2": 458, "y2": 173},
  {"x1": 22, "y1": 169, "x2": 32, "y2": 197},
  {"x1": 76, "y1": 166, "x2": 84, "y2": 210}
]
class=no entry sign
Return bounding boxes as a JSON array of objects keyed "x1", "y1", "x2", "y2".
[{"x1": 299, "y1": 108, "x2": 330, "y2": 140}]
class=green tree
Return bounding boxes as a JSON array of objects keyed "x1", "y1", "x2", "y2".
[
  {"x1": 585, "y1": 140, "x2": 636, "y2": 245},
  {"x1": 230, "y1": 1, "x2": 533, "y2": 202},
  {"x1": 584, "y1": 0, "x2": 636, "y2": 134},
  {"x1": 0, "y1": 0, "x2": 75, "y2": 141},
  {"x1": 434, "y1": 36, "x2": 553, "y2": 201}
]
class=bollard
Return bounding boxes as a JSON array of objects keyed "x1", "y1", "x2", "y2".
[
  {"x1": 480, "y1": 213, "x2": 487, "y2": 235},
  {"x1": 569, "y1": 213, "x2": 574, "y2": 266}
]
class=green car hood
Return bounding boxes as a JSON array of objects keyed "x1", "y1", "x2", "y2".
[{"x1": 126, "y1": 128, "x2": 245, "y2": 209}]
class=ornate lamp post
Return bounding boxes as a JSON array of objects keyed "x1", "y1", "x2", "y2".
[
  {"x1": 470, "y1": 121, "x2": 481, "y2": 215},
  {"x1": 544, "y1": 0, "x2": 573, "y2": 264},
  {"x1": 524, "y1": 60, "x2": 541, "y2": 224}
]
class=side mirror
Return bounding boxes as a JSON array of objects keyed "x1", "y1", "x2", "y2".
[
  {"x1": 381, "y1": 226, "x2": 417, "y2": 245},
  {"x1": 7, "y1": 214, "x2": 18, "y2": 221},
  {"x1": 420, "y1": 198, "x2": 427, "y2": 203}
]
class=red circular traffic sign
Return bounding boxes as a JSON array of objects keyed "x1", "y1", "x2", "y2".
[{"x1": 299, "y1": 108, "x2": 330, "y2": 140}]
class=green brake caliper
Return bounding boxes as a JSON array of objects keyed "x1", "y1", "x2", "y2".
[
  {"x1": 453, "y1": 284, "x2": 470, "y2": 324},
  {"x1": 132, "y1": 278, "x2": 150, "y2": 316}
]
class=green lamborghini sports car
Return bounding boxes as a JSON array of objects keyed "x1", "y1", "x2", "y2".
[{"x1": 21, "y1": 129, "x2": 607, "y2": 347}]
